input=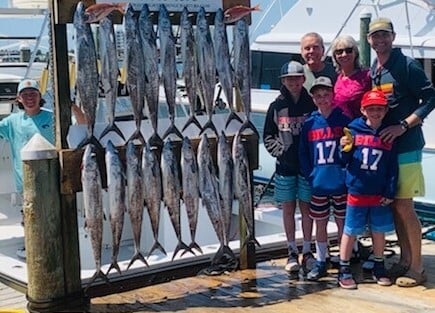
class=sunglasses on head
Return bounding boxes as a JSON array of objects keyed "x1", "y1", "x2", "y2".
[{"x1": 334, "y1": 47, "x2": 353, "y2": 55}]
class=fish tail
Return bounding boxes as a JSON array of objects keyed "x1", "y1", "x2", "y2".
[
  {"x1": 106, "y1": 260, "x2": 122, "y2": 276},
  {"x1": 224, "y1": 111, "x2": 243, "y2": 129},
  {"x1": 162, "y1": 122, "x2": 184, "y2": 140},
  {"x1": 182, "y1": 115, "x2": 202, "y2": 132},
  {"x1": 239, "y1": 120, "x2": 259, "y2": 138},
  {"x1": 181, "y1": 241, "x2": 202, "y2": 256},
  {"x1": 211, "y1": 244, "x2": 235, "y2": 265},
  {"x1": 147, "y1": 240, "x2": 167, "y2": 257},
  {"x1": 84, "y1": 269, "x2": 110, "y2": 293},
  {"x1": 99, "y1": 123, "x2": 126, "y2": 141},
  {"x1": 222, "y1": 245, "x2": 236, "y2": 260},
  {"x1": 253, "y1": 4, "x2": 261, "y2": 11},
  {"x1": 172, "y1": 240, "x2": 195, "y2": 260},
  {"x1": 127, "y1": 130, "x2": 146, "y2": 145},
  {"x1": 199, "y1": 118, "x2": 219, "y2": 137},
  {"x1": 148, "y1": 132, "x2": 163, "y2": 149},
  {"x1": 127, "y1": 251, "x2": 149, "y2": 270}
]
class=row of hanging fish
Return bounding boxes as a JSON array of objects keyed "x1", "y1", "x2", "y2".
[
  {"x1": 81, "y1": 131, "x2": 259, "y2": 287},
  {"x1": 72, "y1": 2, "x2": 258, "y2": 151}
]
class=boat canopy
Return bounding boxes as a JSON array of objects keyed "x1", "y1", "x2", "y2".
[{"x1": 251, "y1": 0, "x2": 435, "y2": 59}]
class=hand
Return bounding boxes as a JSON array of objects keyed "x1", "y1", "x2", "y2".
[
  {"x1": 379, "y1": 125, "x2": 406, "y2": 143},
  {"x1": 340, "y1": 135, "x2": 352, "y2": 148},
  {"x1": 380, "y1": 197, "x2": 394, "y2": 206}
]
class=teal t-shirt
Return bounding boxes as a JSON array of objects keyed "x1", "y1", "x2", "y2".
[{"x1": 0, "y1": 108, "x2": 54, "y2": 193}]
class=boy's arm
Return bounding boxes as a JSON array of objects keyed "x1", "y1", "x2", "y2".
[{"x1": 263, "y1": 105, "x2": 284, "y2": 157}]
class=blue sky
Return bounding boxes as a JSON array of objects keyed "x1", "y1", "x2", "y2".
[{"x1": 0, "y1": 0, "x2": 296, "y2": 52}]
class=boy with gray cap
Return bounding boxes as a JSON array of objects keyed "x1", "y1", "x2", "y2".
[{"x1": 263, "y1": 60, "x2": 316, "y2": 274}]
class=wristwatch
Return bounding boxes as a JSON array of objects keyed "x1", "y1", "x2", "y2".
[{"x1": 399, "y1": 119, "x2": 409, "y2": 131}]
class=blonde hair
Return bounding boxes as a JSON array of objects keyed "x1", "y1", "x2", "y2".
[{"x1": 330, "y1": 35, "x2": 361, "y2": 71}]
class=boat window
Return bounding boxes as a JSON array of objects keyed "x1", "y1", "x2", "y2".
[{"x1": 252, "y1": 51, "x2": 304, "y2": 90}]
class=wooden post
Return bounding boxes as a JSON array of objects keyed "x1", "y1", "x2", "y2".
[
  {"x1": 359, "y1": 10, "x2": 372, "y2": 68},
  {"x1": 22, "y1": 134, "x2": 66, "y2": 312},
  {"x1": 48, "y1": 0, "x2": 85, "y2": 309}
]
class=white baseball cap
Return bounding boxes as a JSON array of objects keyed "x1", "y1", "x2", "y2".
[{"x1": 17, "y1": 79, "x2": 40, "y2": 95}]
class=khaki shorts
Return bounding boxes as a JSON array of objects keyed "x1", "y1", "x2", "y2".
[{"x1": 396, "y1": 162, "x2": 425, "y2": 199}]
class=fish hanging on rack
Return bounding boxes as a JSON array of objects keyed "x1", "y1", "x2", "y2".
[
  {"x1": 214, "y1": 8, "x2": 243, "y2": 128},
  {"x1": 126, "y1": 140, "x2": 148, "y2": 269},
  {"x1": 84, "y1": 2, "x2": 126, "y2": 23},
  {"x1": 98, "y1": 17, "x2": 125, "y2": 142},
  {"x1": 142, "y1": 140, "x2": 166, "y2": 257},
  {"x1": 139, "y1": 4, "x2": 162, "y2": 148},
  {"x1": 73, "y1": 1, "x2": 101, "y2": 150},
  {"x1": 81, "y1": 143, "x2": 109, "y2": 289},
  {"x1": 124, "y1": 4, "x2": 146, "y2": 144},
  {"x1": 159, "y1": 4, "x2": 183, "y2": 140},
  {"x1": 105, "y1": 140, "x2": 126, "y2": 275},
  {"x1": 180, "y1": 7, "x2": 202, "y2": 133},
  {"x1": 196, "y1": 7, "x2": 218, "y2": 137},
  {"x1": 181, "y1": 136, "x2": 202, "y2": 255},
  {"x1": 233, "y1": 17, "x2": 259, "y2": 137},
  {"x1": 223, "y1": 4, "x2": 261, "y2": 24},
  {"x1": 161, "y1": 138, "x2": 194, "y2": 260}
]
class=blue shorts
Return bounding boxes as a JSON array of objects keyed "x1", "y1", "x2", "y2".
[
  {"x1": 274, "y1": 174, "x2": 311, "y2": 204},
  {"x1": 310, "y1": 194, "x2": 347, "y2": 220},
  {"x1": 344, "y1": 204, "x2": 395, "y2": 236}
]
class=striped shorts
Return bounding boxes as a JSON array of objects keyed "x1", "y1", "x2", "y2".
[{"x1": 309, "y1": 194, "x2": 347, "y2": 220}]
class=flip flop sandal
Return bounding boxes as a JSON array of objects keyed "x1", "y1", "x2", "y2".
[{"x1": 396, "y1": 270, "x2": 427, "y2": 287}]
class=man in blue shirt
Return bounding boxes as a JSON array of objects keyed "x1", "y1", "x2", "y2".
[{"x1": 368, "y1": 17, "x2": 435, "y2": 287}]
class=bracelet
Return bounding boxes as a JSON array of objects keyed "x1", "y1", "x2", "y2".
[{"x1": 399, "y1": 119, "x2": 409, "y2": 131}]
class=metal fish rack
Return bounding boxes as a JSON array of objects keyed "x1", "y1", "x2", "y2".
[{"x1": 20, "y1": 0, "x2": 260, "y2": 311}]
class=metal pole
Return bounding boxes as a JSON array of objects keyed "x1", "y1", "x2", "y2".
[{"x1": 359, "y1": 9, "x2": 372, "y2": 68}]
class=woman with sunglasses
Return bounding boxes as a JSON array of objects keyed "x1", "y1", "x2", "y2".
[{"x1": 331, "y1": 35, "x2": 371, "y2": 119}]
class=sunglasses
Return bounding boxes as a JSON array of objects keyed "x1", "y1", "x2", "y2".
[{"x1": 334, "y1": 47, "x2": 354, "y2": 55}]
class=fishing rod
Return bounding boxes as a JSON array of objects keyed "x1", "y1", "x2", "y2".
[{"x1": 254, "y1": 171, "x2": 275, "y2": 208}]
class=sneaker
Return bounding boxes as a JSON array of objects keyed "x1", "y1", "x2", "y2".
[
  {"x1": 338, "y1": 266, "x2": 357, "y2": 289},
  {"x1": 301, "y1": 252, "x2": 316, "y2": 273},
  {"x1": 373, "y1": 261, "x2": 392, "y2": 286},
  {"x1": 16, "y1": 247, "x2": 26, "y2": 260},
  {"x1": 307, "y1": 261, "x2": 327, "y2": 281},
  {"x1": 284, "y1": 252, "x2": 300, "y2": 273}
]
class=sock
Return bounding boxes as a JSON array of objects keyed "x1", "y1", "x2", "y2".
[
  {"x1": 340, "y1": 260, "x2": 350, "y2": 266},
  {"x1": 315, "y1": 241, "x2": 328, "y2": 262},
  {"x1": 373, "y1": 256, "x2": 384, "y2": 263},
  {"x1": 288, "y1": 241, "x2": 298, "y2": 254},
  {"x1": 302, "y1": 241, "x2": 312, "y2": 254}
]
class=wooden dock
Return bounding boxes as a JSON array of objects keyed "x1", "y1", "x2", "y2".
[{"x1": 2, "y1": 237, "x2": 435, "y2": 313}]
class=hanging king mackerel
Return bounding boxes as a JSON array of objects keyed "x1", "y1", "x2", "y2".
[
  {"x1": 139, "y1": 4, "x2": 162, "y2": 147},
  {"x1": 98, "y1": 16, "x2": 125, "y2": 142},
  {"x1": 232, "y1": 130, "x2": 260, "y2": 248},
  {"x1": 233, "y1": 18, "x2": 258, "y2": 136},
  {"x1": 161, "y1": 138, "x2": 193, "y2": 260},
  {"x1": 180, "y1": 136, "x2": 202, "y2": 255},
  {"x1": 217, "y1": 131, "x2": 234, "y2": 245},
  {"x1": 196, "y1": 7, "x2": 218, "y2": 136},
  {"x1": 105, "y1": 140, "x2": 126, "y2": 275},
  {"x1": 180, "y1": 7, "x2": 202, "y2": 133},
  {"x1": 197, "y1": 133, "x2": 235, "y2": 264},
  {"x1": 159, "y1": 4, "x2": 183, "y2": 139},
  {"x1": 126, "y1": 140, "x2": 148, "y2": 269},
  {"x1": 73, "y1": 2, "x2": 100, "y2": 149},
  {"x1": 214, "y1": 8, "x2": 243, "y2": 128},
  {"x1": 124, "y1": 4, "x2": 146, "y2": 144},
  {"x1": 81, "y1": 143, "x2": 109, "y2": 288},
  {"x1": 142, "y1": 140, "x2": 166, "y2": 257}
]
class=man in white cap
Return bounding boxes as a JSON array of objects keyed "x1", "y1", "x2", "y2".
[
  {"x1": 0, "y1": 79, "x2": 54, "y2": 259},
  {"x1": 368, "y1": 17, "x2": 435, "y2": 287}
]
